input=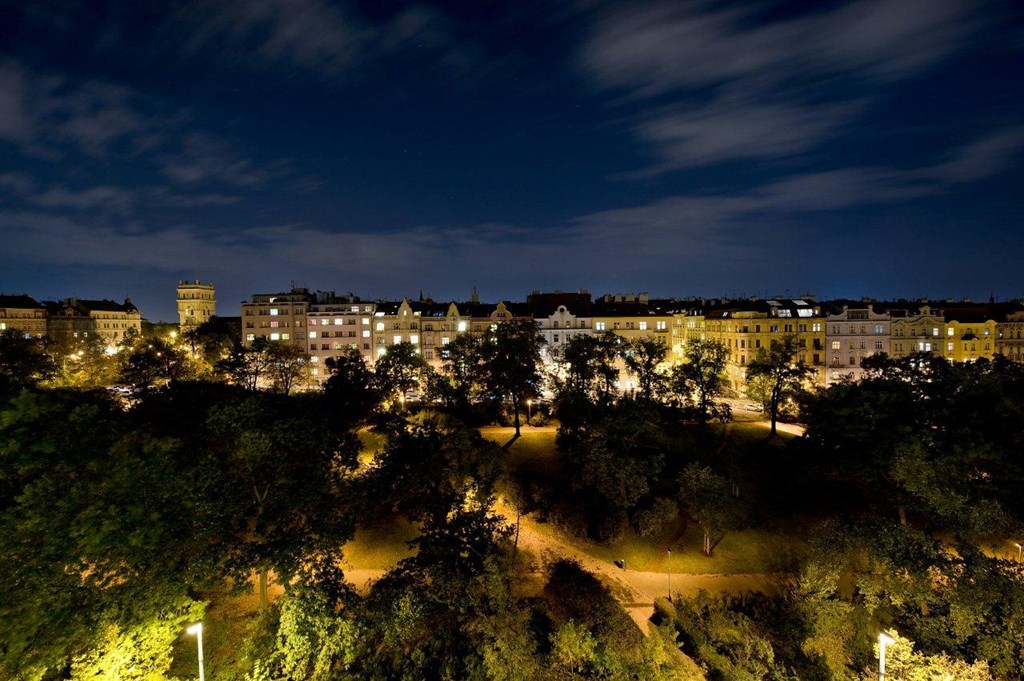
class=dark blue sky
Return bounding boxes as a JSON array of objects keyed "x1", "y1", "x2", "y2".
[{"x1": 1, "y1": 0, "x2": 1022, "y2": 321}]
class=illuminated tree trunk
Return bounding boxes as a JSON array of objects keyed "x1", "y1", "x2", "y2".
[{"x1": 259, "y1": 568, "x2": 268, "y2": 609}]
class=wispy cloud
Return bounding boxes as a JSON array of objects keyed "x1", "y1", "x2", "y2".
[
  {"x1": 580, "y1": 0, "x2": 987, "y2": 173},
  {"x1": 167, "y1": 0, "x2": 462, "y2": 80}
]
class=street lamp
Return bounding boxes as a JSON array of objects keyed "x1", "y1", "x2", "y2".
[
  {"x1": 667, "y1": 547, "x2": 672, "y2": 602},
  {"x1": 186, "y1": 622, "x2": 205, "y2": 681},
  {"x1": 878, "y1": 631, "x2": 895, "y2": 681},
  {"x1": 527, "y1": 399, "x2": 533, "y2": 424},
  {"x1": 1016, "y1": 542, "x2": 1022, "y2": 561}
]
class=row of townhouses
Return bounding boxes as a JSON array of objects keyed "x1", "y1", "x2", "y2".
[
  {"x1": 0, "y1": 294, "x2": 142, "y2": 347},
  {"x1": 240, "y1": 287, "x2": 1024, "y2": 390}
]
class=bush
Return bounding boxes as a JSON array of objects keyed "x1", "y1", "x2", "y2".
[{"x1": 631, "y1": 497, "x2": 679, "y2": 538}]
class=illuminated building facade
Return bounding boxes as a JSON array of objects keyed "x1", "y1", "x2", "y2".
[
  {"x1": 0, "y1": 295, "x2": 47, "y2": 338},
  {"x1": 177, "y1": 280, "x2": 216, "y2": 328},
  {"x1": 242, "y1": 288, "x2": 315, "y2": 347},
  {"x1": 825, "y1": 305, "x2": 891, "y2": 384}
]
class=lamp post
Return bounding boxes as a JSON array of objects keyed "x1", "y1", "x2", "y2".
[
  {"x1": 527, "y1": 399, "x2": 532, "y2": 425},
  {"x1": 878, "y1": 631, "x2": 895, "y2": 681},
  {"x1": 1016, "y1": 542, "x2": 1022, "y2": 561},
  {"x1": 667, "y1": 547, "x2": 672, "y2": 602},
  {"x1": 186, "y1": 622, "x2": 205, "y2": 681}
]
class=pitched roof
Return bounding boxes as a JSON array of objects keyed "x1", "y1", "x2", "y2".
[{"x1": 0, "y1": 294, "x2": 43, "y2": 309}]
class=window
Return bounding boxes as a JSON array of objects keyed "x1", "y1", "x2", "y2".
[
  {"x1": 312, "y1": 368, "x2": 318, "y2": 376},
  {"x1": 947, "y1": 327, "x2": 954, "y2": 336},
  {"x1": 410, "y1": 335, "x2": 419, "y2": 344},
  {"x1": 270, "y1": 309, "x2": 279, "y2": 316},
  {"x1": 309, "y1": 319, "x2": 318, "y2": 326},
  {"x1": 282, "y1": 333, "x2": 290, "y2": 340},
  {"x1": 393, "y1": 335, "x2": 402, "y2": 345},
  {"x1": 425, "y1": 351, "x2": 433, "y2": 360},
  {"x1": 831, "y1": 341, "x2": 841, "y2": 350},
  {"x1": 270, "y1": 333, "x2": 280, "y2": 341},
  {"x1": 656, "y1": 321, "x2": 667, "y2": 330},
  {"x1": 362, "y1": 318, "x2": 370, "y2": 325},
  {"x1": 442, "y1": 337, "x2": 450, "y2": 345},
  {"x1": 849, "y1": 356, "x2": 856, "y2": 366},
  {"x1": 362, "y1": 330, "x2": 370, "y2": 338},
  {"x1": 812, "y1": 323, "x2": 821, "y2": 333},
  {"x1": 875, "y1": 324, "x2": 885, "y2": 334},
  {"x1": 595, "y1": 322, "x2": 606, "y2": 331},
  {"x1": 553, "y1": 334, "x2": 560, "y2": 343},
  {"x1": 457, "y1": 321, "x2": 467, "y2": 332},
  {"x1": 270, "y1": 321, "x2": 279, "y2": 328},
  {"x1": 246, "y1": 333, "x2": 255, "y2": 341},
  {"x1": 335, "y1": 318, "x2": 343, "y2": 326},
  {"x1": 639, "y1": 322, "x2": 648, "y2": 331},
  {"x1": 309, "y1": 331, "x2": 317, "y2": 339},
  {"x1": 948, "y1": 342, "x2": 954, "y2": 352},
  {"x1": 875, "y1": 340, "x2": 883, "y2": 350},
  {"x1": 376, "y1": 322, "x2": 384, "y2": 331},
  {"x1": 755, "y1": 339, "x2": 761, "y2": 348}
]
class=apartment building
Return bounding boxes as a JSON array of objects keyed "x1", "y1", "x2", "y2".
[
  {"x1": 0, "y1": 295, "x2": 47, "y2": 338},
  {"x1": 242, "y1": 288, "x2": 315, "y2": 347},
  {"x1": 306, "y1": 294, "x2": 376, "y2": 383},
  {"x1": 45, "y1": 298, "x2": 142, "y2": 347},
  {"x1": 824, "y1": 304, "x2": 891, "y2": 384}
]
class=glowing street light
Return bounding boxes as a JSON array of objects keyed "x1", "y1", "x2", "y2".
[
  {"x1": 527, "y1": 399, "x2": 533, "y2": 424},
  {"x1": 186, "y1": 622, "x2": 205, "y2": 681},
  {"x1": 878, "y1": 631, "x2": 895, "y2": 681},
  {"x1": 1016, "y1": 542, "x2": 1022, "y2": 561}
]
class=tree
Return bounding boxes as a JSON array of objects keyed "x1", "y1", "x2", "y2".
[
  {"x1": 679, "y1": 463, "x2": 734, "y2": 555},
  {"x1": 670, "y1": 338, "x2": 731, "y2": 424},
  {"x1": 118, "y1": 336, "x2": 188, "y2": 391},
  {"x1": 0, "y1": 329, "x2": 55, "y2": 395},
  {"x1": 47, "y1": 334, "x2": 118, "y2": 389},
  {"x1": 434, "y1": 333, "x2": 482, "y2": 415},
  {"x1": 745, "y1": 336, "x2": 814, "y2": 437},
  {"x1": 623, "y1": 337, "x2": 668, "y2": 403},
  {"x1": 323, "y1": 349, "x2": 381, "y2": 428},
  {"x1": 218, "y1": 337, "x2": 274, "y2": 390},
  {"x1": 557, "y1": 332, "x2": 621, "y2": 405},
  {"x1": 374, "y1": 341, "x2": 428, "y2": 407},
  {"x1": 266, "y1": 343, "x2": 311, "y2": 394},
  {"x1": 862, "y1": 632, "x2": 992, "y2": 680},
  {"x1": 206, "y1": 393, "x2": 357, "y2": 608},
  {"x1": 479, "y1": 319, "x2": 545, "y2": 438}
]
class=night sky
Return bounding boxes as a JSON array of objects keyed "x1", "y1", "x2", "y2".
[{"x1": 1, "y1": 1, "x2": 1022, "y2": 322}]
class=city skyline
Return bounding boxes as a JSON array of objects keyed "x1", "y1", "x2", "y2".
[{"x1": 2, "y1": 1, "x2": 1023, "y2": 322}]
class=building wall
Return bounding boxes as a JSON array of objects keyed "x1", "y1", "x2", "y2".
[
  {"x1": 242, "y1": 290, "x2": 312, "y2": 348},
  {"x1": 177, "y1": 281, "x2": 216, "y2": 327},
  {"x1": 997, "y1": 313, "x2": 1024, "y2": 362},
  {"x1": 941, "y1": 319, "x2": 997, "y2": 363},
  {"x1": 307, "y1": 301, "x2": 376, "y2": 384},
  {"x1": 825, "y1": 306, "x2": 891, "y2": 384},
  {"x1": 0, "y1": 304, "x2": 47, "y2": 338},
  {"x1": 889, "y1": 310, "x2": 946, "y2": 358}
]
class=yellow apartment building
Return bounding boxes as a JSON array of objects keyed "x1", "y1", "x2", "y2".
[{"x1": 0, "y1": 295, "x2": 47, "y2": 338}]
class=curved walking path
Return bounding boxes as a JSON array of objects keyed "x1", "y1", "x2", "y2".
[{"x1": 505, "y1": 511, "x2": 780, "y2": 632}]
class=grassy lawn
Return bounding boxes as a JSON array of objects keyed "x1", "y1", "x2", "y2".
[
  {"x1": 342, "y1": 517, "x2": 420, "y2": 569},
  {"x1": 357, "y1": 428, "x2": 386, "y2": 466},
  {"x1": 479, "y1": 425, "x2": 561, "y2": 477}
]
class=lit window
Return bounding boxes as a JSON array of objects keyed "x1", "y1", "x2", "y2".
[
  {"x1": 875, "y1": 325, "x2": 884, "y2": 334},
  {"x1": 310, "y1": 331, "x2": 317, "y2": 338},
  {"x1": 596, "y1": 322, "x2": 606, "y2": 331},
  {"x1": 309, "y1": 319, "x2": 318, "y2": 326},
  {"x1": 335, "y1": 318, "x2": 343, "y2": 326},
  {"x1": 639, "y1": 322, "x2": 648, "y2": 331},
  {"x1": 393, "y1": 335, "x2": 402, "y2": 344},
  {"x1": 312, "y1": 368, "x2": 319, "y2": 376},
  {"x1": 351, "y1": 306, "x2": 359, "y2": 312},
  {"x1": 410, "y1": 335, "x2": 419, "y2": 344},
  {"x1": 362, "y1": 330, "x2": 370, "y2": 338},
  {"x1": 310, "y1": 356, "x2": 318, "y2": 362},
  {"x1": 362, "y1": 318, "x2": 370, "y2": 325},
  {"x1": 270, "y1": 333, "x2": 281, "y2": 341},
  {"x1": 270, "y1": 309, "x2": 279, "y2": 316},
  {"x1": 457, "y1": 321, "x2": 467, "y2": 332},
  {"x1": 246, "y1": 333, "x2": 255, "y2": 341},
  {"x1": 948, "y1": 342, "x2": 954, "y2": 352},
  {"x1": 442, "y1": 336, "x2": 450, "y2": 345},
  {"x1": 812, "y1": 323, "x2": 821, "y2": 332},
  {"x1": 282, "y1": 333, "x2": 290, "y2": 340},
  {"x1": 947, "y1": 328, "x2": 954, "y2": 336},
  {"x1": 656, "y1": 321, "x2": 667, "y2": 330},
  {"x1": 376, "y1": 322, "x2": 384, "y2": 331},
  {"x1": 831, "y1": 341, "x2": 841, "y2": 350}
]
